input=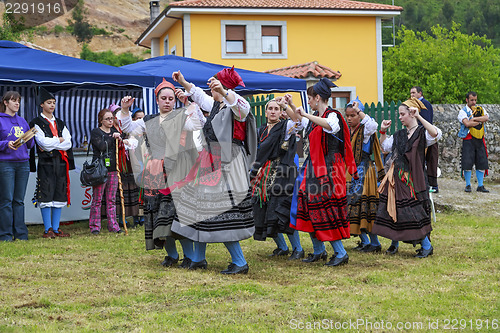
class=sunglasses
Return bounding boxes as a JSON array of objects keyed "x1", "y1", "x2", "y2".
[{"x1": 103, "y1": 117, "x2": 115, "y2": 121}]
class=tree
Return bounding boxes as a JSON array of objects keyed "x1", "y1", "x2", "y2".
[
  {"x1": 67, "y1": 0, "x2": 93, "y2": 43},
  {"x1": 383, "y1": 23, "x2": 500, "y2": 104},
  {"x1": 0, "y1": 13, "x2": 25, "y2": 41}
]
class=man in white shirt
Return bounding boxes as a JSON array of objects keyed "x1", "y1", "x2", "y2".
[{"x1": 457, "y1": 91, "x2": 489, "y2": 193}]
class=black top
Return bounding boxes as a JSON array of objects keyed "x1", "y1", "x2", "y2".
[
  {"x1": 90, "y1": 127, "x2": 124, "y2": 172},
  {"x1": 29, "y1": 115, "x2": 75, "y2": 172}
]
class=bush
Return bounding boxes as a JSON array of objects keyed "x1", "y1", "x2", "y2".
[
  {"x1": 383, "y1": 23, "x2": 500, "y2": 104},
  {"x1": 54, "y1": 25, "x2": 65, "y2": 34},
  {"x1": 80, "y1": 44, "x2": 143, "y2": 67},
  {"x1": 91, "y1": 27, "x2": 111, "y2": 36}
]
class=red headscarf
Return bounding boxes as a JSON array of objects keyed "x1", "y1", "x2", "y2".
[
  {"x1": 216, "y1": 66, "x2": 245, "y2": 90},
  {"x1": 155, "y1": 78, "x2": 176, "y2": 97}
]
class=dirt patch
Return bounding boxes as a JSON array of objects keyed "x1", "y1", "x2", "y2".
[{"x1": 432, "y1": 177, "x2": 500, "y2": 216}]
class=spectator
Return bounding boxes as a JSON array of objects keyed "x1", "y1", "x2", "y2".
[
  {"x1": 0, "y1": 91, "x2": 34, "y2": 241},
  {"x1": 457, "y1": 91, "x2": 489, "y2": 193},
  {"x1": 88, "y1": 108, "x2": 124, "y2": 235}
]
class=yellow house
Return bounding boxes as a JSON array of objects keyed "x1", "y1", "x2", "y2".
[{"x1": 137, "y1": 0, "x2": 402, "y2": 104}]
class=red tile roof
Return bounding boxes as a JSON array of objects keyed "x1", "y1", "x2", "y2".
[
  {"x1": 266, "y1": 62, "x2": 342, "y2": 80},
  {"x1": 170, "y1": 0, "x2": 402, "y2": 11}
]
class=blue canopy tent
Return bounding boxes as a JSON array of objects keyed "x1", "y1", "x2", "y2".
[
  {"x1": 122, "y1": 55, "x2": 308, "y2": 113},
  {"x1": 0, "y1": 40, "x2": 159, "y2": 146},
  {"x1": 0, "y1": 40, "x2": 156, "y2": 88}
]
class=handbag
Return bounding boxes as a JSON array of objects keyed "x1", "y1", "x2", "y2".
[{"x1": 80, "y1": 140, "x2": 108, "y2": 187}]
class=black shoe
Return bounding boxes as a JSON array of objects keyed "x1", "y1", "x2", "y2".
[
  {"x1": 361, "y1": 244, "x2": 382, "y2": 253},
  {"x1": 91, "y1": 230, "x2": 100, "y2": 235},
  {"x1": 302, "y1": 251, "x2": 328, "y2": 263},
  {"x1": 476, "y1": 186, "x2": 489, "y2": 193},
  {"x1": 188, "y1": 259, "x2": 208, "y2": 270},
  {"x1": 414, "y1": 246, "x2": 434, "y2": 258},
  {"x1": 325, "y1": 254, "x2": 349, "y2": 267},
  {"x1": 178, "y1": 257, "x2": 192, "y2": 269},
  {"x1": 385, "y1": 245, "x2": 398, "y2": 255},
  {"x1": 221, "y1": 263, "x2": 249, "y2": 275},
  {"x1": 269, "y1": 247, "x2": 290, "y2": 257},
  {"x1": 160, "y1": 256, "x2": 179, "y2": 267},
  {"x1": 353, "y1": 242, "x2": 369, "y2": 251},
  {"x1": 288, "y1": 249, "x2": 305, "y2": 260},
  {"x1": 465, "y1": 185, "x2": 471, "y2": 192}
]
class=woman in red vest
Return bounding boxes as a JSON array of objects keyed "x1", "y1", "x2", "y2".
[{"x1": 291, "y1": 78, "x2": 358, "y2": 267}]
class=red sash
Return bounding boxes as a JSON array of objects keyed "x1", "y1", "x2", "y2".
[{"x1": 46, "y1": 119, "x2": 71, "y2": 206}]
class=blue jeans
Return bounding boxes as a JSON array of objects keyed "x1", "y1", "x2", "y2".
[{"x1": 0, "y1": 161, "x2": 30, "y2": 241}]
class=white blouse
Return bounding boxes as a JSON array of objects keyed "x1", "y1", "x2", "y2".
[
  {"x1": 33, "y1": 114, "x2": 72, "y2": 152},
  {"x1": 300, "y1": 112, "x2": 341, "y2": 135},
  {"x1": 185, "y1": 84, "x2": 250, "y2": 122},
  {"x1": 116, "y1": 104, "x2": 205, "y2": 137},
  {"x1": 381, "y1": 126, "x2": 442, "y2": 153},
  {"x1": 361, "y1": 115, "x2": 378, "y2": 144}
]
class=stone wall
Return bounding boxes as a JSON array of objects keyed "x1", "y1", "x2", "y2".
[{"x1": 433, "y1": 104, "x2": 499, "y2": 181}]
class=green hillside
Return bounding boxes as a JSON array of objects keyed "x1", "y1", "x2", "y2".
[{"x1": 373, "y1": 0, "x2": 500, "y2": 46}]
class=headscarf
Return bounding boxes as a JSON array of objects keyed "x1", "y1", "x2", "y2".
[
  {"x1": 402, "y1": 97, "x2": 426, "y2": 111},
  {"x1": 215, "y1": 66, "x2": 245, "y2": 90},
  {"x1": 131, "y1": 107, "x2": 143, "y2": 118},
  {"x1": 346, "y1": 96, "x2": 365, "y2": 112},
  {"x1": 108, "y1": 103, "x2": 121, "y2": 113},
  {"x1": 38, "y1": 87, "x2": 55, "y2": 105},
  {"x1": 313, "y1": 77, "x2": 337, "y2": 100},
  {"x1": 155, "y1": 78, "x2": 176, "y2": 97}
]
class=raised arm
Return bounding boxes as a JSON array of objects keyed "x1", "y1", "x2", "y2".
[
  {"x1": 117, "y1": 96, "x2": 146, "y2": 135},
  {"x1": 412, "y1": 108, "x2": 438, "y2": 137},
  {"x1": 277, "y1": 95, "x2": 299, "y2": 122}
]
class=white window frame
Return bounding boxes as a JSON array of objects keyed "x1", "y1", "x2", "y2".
[
  {"x1": 170, "y1": 45, "x2": 177, "y2": 55},
  {"x1": 163, "y1": 35, "x2": 169, "y2": 56},
  {"x1": 221, "y1": 20, "x2": 287, "y2": 59}
]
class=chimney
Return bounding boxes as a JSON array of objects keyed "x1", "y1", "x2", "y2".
[{"x1": 150, "y1": 1, "x2": 160, "y2": 23}]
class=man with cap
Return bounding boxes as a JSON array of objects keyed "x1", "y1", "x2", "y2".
[
  {"x1": 30, "y1": 87, "x2": 74, "y2": 238},
  {"x1": 170, "y1": 67, "x2": 257, "y2": 274}
]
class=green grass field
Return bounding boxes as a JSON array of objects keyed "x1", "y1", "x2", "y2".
[{"x1": 0, "y1": 212, "x2": 498, "y2": 332}]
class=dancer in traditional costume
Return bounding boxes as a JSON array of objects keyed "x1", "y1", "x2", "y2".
[
  {"x1": 251, "y1": 94, "x2": 304, "y2": 260},
  {"x1": 118, "y1": 79, "x2": 205, "y2": 268},
  {"x1": 290, "y1": 78, "x2": 358, "y2": 267},
  {"x1": 170, "y1": 67, "x2": 257, "y2": 274},
  {"x1": 344, "y1": 97, "x2": 385, "y2": 253},
  {"x1": 30, "y1": 87, "x2": 74, "y2": 238},
  {"x1": 373, "y1": 98, "x2": 441, "y2": 258}
]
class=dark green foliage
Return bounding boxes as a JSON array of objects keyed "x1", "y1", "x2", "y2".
[
  {"x1": 371, "y1": 0, "x2": 500, "y2": 47},
  {"x1": 0, "y1": 13, "x2": 26, "y2": 41},
  {"x1": 54, "y1": 25, "x2": 65, "y2": 35},
  {"x1": 383, "y1": 24, "x2": 500, "y2": 104},
  {"x1": 91, "y1": 27, "x2": 112, "y2": 36},
  {"x1": 67, "y1": 0, "x2": 94, "y2": 43},
  {"x1": 80, "y1": 44, "x2": 143, "y2": 67}
]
